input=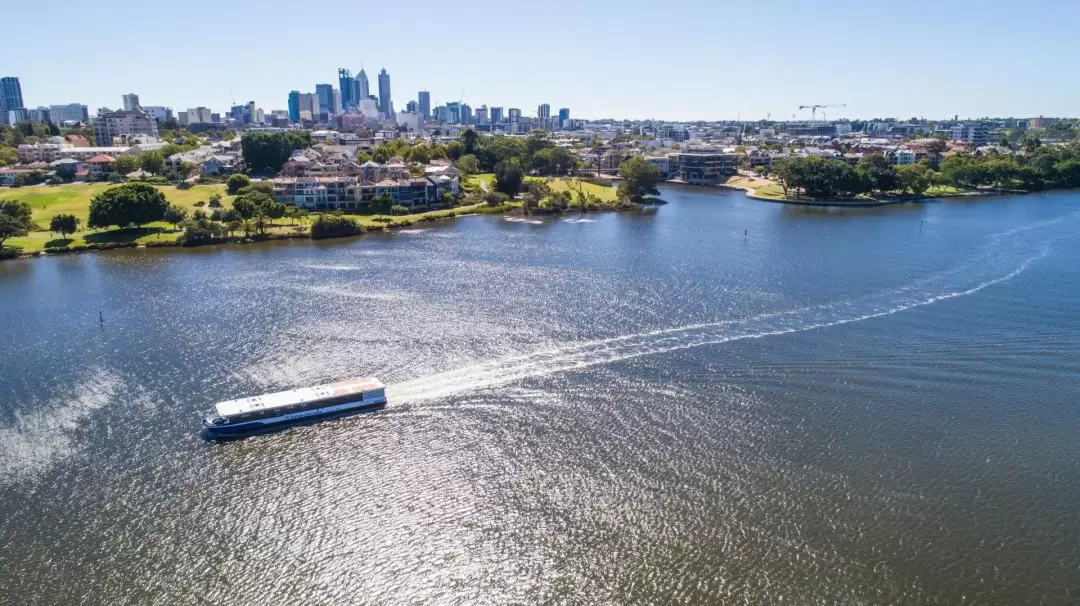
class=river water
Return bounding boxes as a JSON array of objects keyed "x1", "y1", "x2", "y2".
[{"x1": 1, "y1": 186, "x2": 1078, "y2": 605}]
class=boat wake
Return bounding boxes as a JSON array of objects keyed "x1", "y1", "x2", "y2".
[{"x1": 388, "y1": 215, "x2": 1071, "y2": 405}]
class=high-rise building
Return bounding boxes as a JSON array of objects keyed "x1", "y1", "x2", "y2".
[
  {"x1": 508, "y1": 108, "x2": 522, "y2": 133},
  {"x1": 461, "y1": 103, "x2": 472, "y2": 124},
  {"x1": 338, "y1": 68, "x2": 354, "y2": 110},
  {"x1": 143, "y1": 106, "x2": 173, "y2": 122},
  {"x1": 28, "y1": 107, "x2": 52, "y2": 123},
  {"x1": 1, "y1": 77, "x2": 25, "y2": 123},
  {"x1": 356, "y1": 69, "x2": 370, "y2": 101},
  {"x1": 49, "y1": 103, "x2": 89, "y2": 124},
  {"x1": 377, "y1": 68, "x2": 392, "y2": 118},
  {"x1": 186, "y1": 107, "x2": 213, "y2": 124},
  {"x1": 558, "y1": 107, "x2": 570, "y2": 130},
  {"x1": 418, "y1": 91, "x2": 431, "y2": 119},
  {"x1": 406, "y1": 100, "x2": 418, "y2": 113},
  {"x1": 315, "y1": 83, "x2": 334, "y2": 118},
  {"x1": 434, "y1": 106, "x2": 449, "y2": 122},
  {"x1": 490, "y1": 106, "x2": 504, "y2": 124},
  {"x1": 247, "y1": 101, "x2": 257, "y2": 124},
  {"x1": 122, "y1": 93, "x2": 140, "y2": 111},
  {"x1": 298, "y1": 93, "x2": 316, "y2": 119},
  {"x1": 537, "y1": 103, "x2": 551, "y2": 120},
  {"x1": 446, "y1": 102, "x2": 461, "y2": 124},
  {"x1": 92, "y1": 109, "x2": 159, "y2": 145},
  {"x1": 475, "y1": 105, "x2": 489, "y2": 125},
  {"x1": 288, "y1": 91, "x2": 300, "y2": 122}
]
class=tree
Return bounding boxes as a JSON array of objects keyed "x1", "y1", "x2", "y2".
[
  {"x1": 494, "y1": 159, "x2": 524, "y2": 197},
  {"x1": 0, "y1": 200, "x2": 33, "y2": 248},
  {"x1": 111, "y1": 155, "x2": 140, "y2": 176},
  {"x1": 227, "y1": 174, "x2": 251, "y2": 194},
  {"x1": 531, "y1": 147, "x2": 576, "y2": 176},
  {"x1": 87, "y1": 183, "x2": 169, "y2": 229},
  {"x1": 356, "y1": 151, "x2": 372, "y2": 164},
  {"x1": 857, "y1": 153, "x2": 898, "y2": 192},
  {"x1": 371, "y1": 193, "x2": 394, "y2": 215},
  {"x1": 483, "y1": 191, "x2": 509, "y2": 206},
  {"x1": 55, "y1": 164, "x2": 76, "y2": 183},
  {"x1": 895, "y1": 164, "x2": 933, "y2": 196},
  {"x1": 208, "y1": 193, "x2": 223, "y2": 207},
  {"x1": 140, "y1": 150, "x2": 165, "y2": 175},
  {"x1": 521, "y1": 180, "x2": 551, "y2": 214},
  {"x1": 162, "y1": 204, "x2": 188, "y2": 229},
  {"x1": 0, "y1": 147, "x2": 17, "y2": 167},
  {"x1": 462, "y1": 129, "x2": 479, "y2": 155},
  {"x1": 617, "y1": 156, "x2": 662, "y2": 202},
  {"x1": 240, "y1": 131, "x2": 311, "y2": 172},
  {"x1": 456, "y1": 154, "x2": 480, "y2": 175},
  {"x1": 49, "y1": 213, "x2": 79, "y2": 239}
]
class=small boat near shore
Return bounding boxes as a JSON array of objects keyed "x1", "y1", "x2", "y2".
[{"x1": 202, "y1": 377, "x2": 386, "y2": 439}]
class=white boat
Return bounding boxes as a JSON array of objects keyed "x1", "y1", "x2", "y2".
[{"x1": 202, "y1": 377, "x2": 386, "y2": 438}]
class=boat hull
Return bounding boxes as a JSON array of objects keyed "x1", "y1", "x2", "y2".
[{"x1": 202, "y1": 395, "x2": 386, "y2": 439}]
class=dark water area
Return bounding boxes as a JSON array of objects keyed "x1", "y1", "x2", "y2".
[{"x1": 1, "y1": 186, "x2": 1078, "y2": 604}]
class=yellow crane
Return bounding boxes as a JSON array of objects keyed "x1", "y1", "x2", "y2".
[{"x1": 798, "y1": 103, "x2": 845, "y2": 120}]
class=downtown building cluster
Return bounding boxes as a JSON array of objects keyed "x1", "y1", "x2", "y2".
[{"x1": 287, "y1": 67, "x2": 573, "y2": 133}]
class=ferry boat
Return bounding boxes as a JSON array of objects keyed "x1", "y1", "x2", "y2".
[{"x1": 202, "y1": 377, "x2": 386, "y2": 438}]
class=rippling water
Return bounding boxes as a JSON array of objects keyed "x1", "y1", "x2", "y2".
[{"x1": 1, "y1": 187, "x2": 1078, "y2": 604}]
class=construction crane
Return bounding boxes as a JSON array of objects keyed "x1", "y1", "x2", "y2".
[{"x1": 798, "y1": 103, "x2": 845, "y2": 120}]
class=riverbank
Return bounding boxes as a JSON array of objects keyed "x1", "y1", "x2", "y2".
[
  {"x1": 0, "y1": 196, "x2": 646, "y2": 261},
  {"x1": 721, "y1": 174, "x2": 1016, "y2": 207}
]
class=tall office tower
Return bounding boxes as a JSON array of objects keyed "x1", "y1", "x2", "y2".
[
  {"x1": 356, "y1": 69, "x2": 370, "y2": 100},
  {"x1": 0, "y1": 77, "x2": 25, "y2": 114},
  {"x1": 122, "y1": 93, "x2": 140, "y2": 110},
  {"x1": 558, "y1": 107, "x2": 570, "y2": 129},
  {"x1": 287, "y1": 91, "x2": 300, "y2": 122},
  {"x1": 338, "y1": 68, "x2": 354, "y2": 110},
  {"x1": 490, "y1": 106, "x2": 504, "y2": 124},
  {"x1": 418, "y1": 90, "x2": 431, "y2": 119},
  {"x1": 537, "y1": 103, "x2": 551, "y2": 119},
  {"x1": 377, "y1": 68, "x2": 392, "y2": 118},
  {"x1": 315, "y1": 83, "x2": 334, "y2": 117}
]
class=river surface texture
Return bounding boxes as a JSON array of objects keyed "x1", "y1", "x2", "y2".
[{"x1": 1, "y1": 186, "x2": 1078, "y2": 605}]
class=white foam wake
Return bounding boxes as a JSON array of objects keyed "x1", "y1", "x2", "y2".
[{"x1": 389, "y1": 217, "x2": 1070, "y2": 405}]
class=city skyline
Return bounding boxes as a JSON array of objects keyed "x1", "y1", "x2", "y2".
[{"x1": 5, "y1": 0, "x2": 1080, "y2": 121}]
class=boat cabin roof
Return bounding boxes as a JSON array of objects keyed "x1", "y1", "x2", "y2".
[{"x1": 213, "y1": 377, "x2": 384, "y2": 418}]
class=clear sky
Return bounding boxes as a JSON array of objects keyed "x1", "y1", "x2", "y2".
[{"x1": 7, "y1": 0, "x2": 1079, "y2": 121}]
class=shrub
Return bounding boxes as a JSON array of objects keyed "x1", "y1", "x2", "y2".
[
  {"x1": 390, "y1": 204, "x2": 409, "y2": 216},
  {"x1": 208, "y1": 194, "x2": 223, "y2": 208},
  {"x1": 226, "y1": 174, "x2": 250, "y2": 195},
  {"x1": 310, "y1": 214, "x2": 362, "y2": 239},
  {"x1": 194, "y1": 200, "x2": 206, "y2": 207}
]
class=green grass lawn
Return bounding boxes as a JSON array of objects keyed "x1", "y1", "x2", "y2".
[
  {"x1": 546, "y1": 178, "x2": 619, "y2": 203},
  {"x1": 0, "y1": 183, "x2": 232, "y2": 227},
  {"x1": 463, "y1": 173, "x2": 494, "y2": 191}
]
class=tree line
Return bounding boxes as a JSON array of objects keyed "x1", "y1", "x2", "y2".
[{"x1": 772, "y1": 143, "x2": 1080, "y2": 199}]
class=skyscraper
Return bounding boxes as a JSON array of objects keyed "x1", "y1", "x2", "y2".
[
  {"x1": 122, "y1": 93, "x2": 140, "y2": 111},
  {"x1": 287, "y1": 91, "x2": 300, "y2": 122},
  {"x1": 377, "y1": 68, "x2": 392, "y2": 118},
  {"x1": 418, "y1": 91, "x2": 431, "y2": 119},
  {"x1": 406, "y1": 100, "x2": 418, "y2": 113},
  {"x1": 315, "y1": 83, "x2": 334, "y2": 118},
  {"x1": 558, "y1": 108, "x2": 570, "y2": 130},
  {"x1": 490, "y1": 106, "x2": 504, "y2": 124},
  {"x1": 49, "y1": 104, "x2": 89, "y2": 124},
  {"x1": 1, "y1": 77, "x2": 24, "y2": 114},
  {"x1": 356, "y1": 69, "x2": 370, "y2": 101},
  {"x1": 338, "y1": 69, "x2": 354, "y2": 110},
  {"x1": 537, "y1": 103, "x2": 551, "y2": 119}
]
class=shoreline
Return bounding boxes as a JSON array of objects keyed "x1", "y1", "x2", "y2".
[
  {"x1": 0, "y1": 201, "x2": 641, "y2": 262},
  {"x1": 717, "y1": 178, "x2": 1025, "y2": 207}
]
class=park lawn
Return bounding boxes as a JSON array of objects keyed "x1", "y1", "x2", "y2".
[
  {"x1": 0, "y1": 183, "x2": 233, "y2": 228},
  {"x1": 463, "y1": 173, "x2": 494, "y2": 191},
  {"x1": 7, "y1": 225, "x2": 185, "y2": 253},
  {"x1": 546, "y1": 178, "x2": 619, "y2": 202}
]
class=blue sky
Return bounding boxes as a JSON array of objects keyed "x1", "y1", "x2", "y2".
[{"x1": 7, "y1": 0, "x2": 1079, "y2": 120}]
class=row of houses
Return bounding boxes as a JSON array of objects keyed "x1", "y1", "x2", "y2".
[{"x1": 270, "y1": 147, "x2": 461, "y2": 211}]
